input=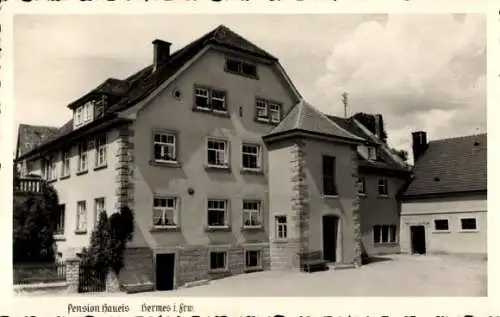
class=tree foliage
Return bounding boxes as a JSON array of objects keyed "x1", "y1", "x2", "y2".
[
  {"x1": 80, "y1": 205, "x2": 134, "y2": 275},
  {"x1": 13, "y1": 185, "x2": 59, "y2": 263}
]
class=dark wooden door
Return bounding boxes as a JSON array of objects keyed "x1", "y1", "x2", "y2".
[
  {"x1": 322, "y1": 215, "x2": 339, "y2": 262},
  {"x1": 410, "y1": 225, "x2": 426, "y2": 255},
  {"x1": 156, "y1": 253, "x2": 175, "y2": 291}
]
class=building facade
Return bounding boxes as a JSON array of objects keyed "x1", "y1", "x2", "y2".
[
  {"x1": 15, "y1": 25, "x2": 410, "y2": 291},
  {"x1": 399, "y1": 132, "x2": 487, "y2": 256}
]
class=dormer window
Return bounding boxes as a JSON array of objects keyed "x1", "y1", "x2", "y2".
[
  {"x1": 367, "y1": 146, "x2": 377, "y2": 160},
  {"x1": 74, "y1": 100, "x2": 96, "y2": 129},
  {"x1": 225, "y1": 57, "x2": 258, "y2": 79},
  {"x1": 75, "y1": 107, "x2": 83, "y2": 125}
]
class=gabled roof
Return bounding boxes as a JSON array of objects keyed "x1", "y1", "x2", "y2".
[
  {"x1": 16, "y1": 124, "x2": 59, "y2": 158},
  {"x1": 401, "y1": 133, "x2": 487, "y2": 198},
  {"x1": 18, "y1": 25, "x2": 292, "y2": 160},
  {"x1": 264, "y1": 100, "x2": 365, "y2": 143}
]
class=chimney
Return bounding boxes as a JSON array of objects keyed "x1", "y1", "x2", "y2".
[
  {"x1": 412, "y1": 131, "x2": 428, "y2": 162},
  {"x1": 152, "y1": 39, "x2": 171, "y2": 72}
]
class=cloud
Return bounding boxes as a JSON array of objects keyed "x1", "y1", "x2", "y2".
[{"x1": 311, "y1": 14, "x2": 486, "y2": 155}]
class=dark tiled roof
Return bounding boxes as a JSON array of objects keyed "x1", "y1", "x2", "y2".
[
  {"x1": 18, "y1": 25, "x2": 280, "y2": 159},
  {"x1": 327, "y1": 115, "x2": 372, "y2": 141},
  {"x1": 402, "y1": 133, "x2": 487, "y2": 197},
  {"x1": 16, "y1": 124, "x2": 59, "y2": 158},
  {"x1": 265, "y1": 100, "x2": 365, "y2": 142}
]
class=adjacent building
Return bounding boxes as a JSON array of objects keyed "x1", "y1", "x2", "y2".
[
  {"x1": 15, "y1": 25, "x2": 410, "y2": 291},
  {"x1": 399, "y1": 132, "x2": 487, "y2": 256}
]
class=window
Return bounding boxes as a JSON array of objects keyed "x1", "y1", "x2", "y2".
[
  {"x1": 48, "y1": 155, "x2": 57, "y2": 180},
  {"x1": 75, "y1": 107, "x2": 83, "y2": 125},
  {"x1": 245, "y1": 250, "x2": 261, "y2": 268},
  {"x1": 207, "y1": 139, "x2": 229, "y2": 168},
  {"x1": 61, "y1": 149, "x2": 71, "y2": 177},
  {"x1": 242, "y1": 200, "x2": 262, "y2": 228},
  {"x1": 322, "y1": 156, "x2": 337, "y2": 196},
  {"x1": 83, "y1": 103, "x2": 91, "y2": 122},
  {"x1": 434, "y1": 219, "x2": 449, "y2": 231},
  {"x1": 94, "y1": 198, "x2": 106, "y2": 226},
  {"x1": 357, "y1": 177, "x2": 366, "y2": 195},
  {"x1": 373, "y1": 225, "x2": 397, "y2": 244},
  {"x1": 207, "y1": 199, "x2": 228, "y2": 228},
  {"x1": 367, "y1": 146, "x2": 377, "y2": 160},
  {"x1": 95, "y1": 134, "x2": 107, "y2": 167},
  {"x1": 209, "y1": 251, "x2": 227, "y2": 271},
  {"x1": 255, "y1": 99, "x2": 282, "y2": 123},
  {"x1": 275, "y1": 215, "x2": 287, "y2": 240},
  {"x1": 55, "y1": 204, "x2": 65, "y2": 235},
  {"x1": 194, "y1": 86, "x2": 227, "y2": 113},
  {"x1": 242, "y1": 143, "x2": 262, "y2": 170},
  {"x1": 153, "y1": 197, "x2": 178, "y2": 228},
  {"x1": 378, "y1": 178, "x2": 388, "y2": 196},
  {"x1": 461, "y1": 218, "x2": 477, "y2": 231},
  {"x1": 76, "y1": 201, "x2": 87, "y2": 233},
  {"x1": 225, "y1": 58, "x2": 258, "y2": 78},
  {"x1": 78, "y1": 142, "x2": 88, "y2": 172},
  {"x1": 153, "y1": 131, "x2": 177, "y2": 163}
]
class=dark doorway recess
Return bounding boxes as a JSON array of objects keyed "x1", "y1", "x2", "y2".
[
  {"x1": 410, "y1": 225, "x2": 426, "y2": 255},
  {"x1": 156, "y1": 253, "x2": 175, "y2": 291},
  {"x1": 322, "y1": 215, "x2": 339, "y2": 262}
]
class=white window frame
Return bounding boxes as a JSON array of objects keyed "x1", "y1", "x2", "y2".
[
  {"x1": 242, "y1": 200, "x2": 263, "y2": 228},
  {"x1": 95, "y1": 134, "x2": 107, "y2": 168},
  {"x1": 275, "y1": 215, "x2": 288, "y2": 241},
  {"x1": 48, "y1": 155, "x2": 57, "y2": 181},
  {"x1": 76, "y1": 201, "x2": 87, "y2": 233},
  {"x1": 75, "y1": 107, "x2": 83, "y2": 125},
  {"x1": 241, "y1": 143, "x2": 262, "y2": 171},
  {"x1": 94, "y1": 197, "x2": 106, "y2": 226},
  {"x1": 256, "y1": 100, "x2": 268, "y2": 121},
  {"x1": 211, "y1": 89, "x2": 227, "y2": 113},
  {"x1": 208, "y1": 250, "x2": 228, "y2": 272},
  {"x1": 153, "y1": 131, "x2": 177, "y2": 163},
  {"x1": 207, "y1": 199, "x2": 229, "y2": 228},
  {"x1": 378, "y1": 178, "x2": 388, "y2": 196},
  {"x1": 269, "y1": 103, "x2": 281, "y2": 123},
  {"x1": 206, "y1": 138, "x2": 229, "y2": 168},
  {"x1": 460, "y1": 217, "x2": 478, "y2": 232},
  {"x1": 194, "y1": 87, "x2": 210, "y2": 110},
  {"x1": 194, "y1": 87, "x2": 227, "y2": 113},
  {"x1": 244, "y1": 248, "x2": 262, "y2": 269},
  {"x1": 61, "y1": 148, "x2": 71, "y2": 177},
  {"x1": 357, "y1": 177, "x2": 366, "y2": 195},
  {"x1": 55, "y1": 204, "x2": 65, "y2": 236},
  {"x1": 433, "y1": 219, "x2": 450, "y2": 232},
  {"x1": 78, "y1": 142, "x2": 88, "y2": 172},
  {"x1": 153, "y1": 196, "x2": 179, "y2": 228},
  {"x1": 83, "y1": 103, "x2": 90, "y2": 122},
  {"x1": 367, "y1": 146, "x2": 377, "y2": 160},
  {"x1": 373, "y1": 224, "x2": 397, "y2": 244}
]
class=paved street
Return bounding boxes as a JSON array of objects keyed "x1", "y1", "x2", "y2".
[{"x1": 138, "y1": 254, "x2": 487, "y2": 297}]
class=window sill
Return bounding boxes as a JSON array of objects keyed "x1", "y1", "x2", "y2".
[
  {"x1": 378, "y1": 194, "x2": 389, "y2": 199},
  {"x1": 74, "y1": 230, "x2": 87, "y2": 235},
  {"x1": 241, "y1": 226, "x2": 264, "y2": 231},
  {"x1": 150, "y1": 226, "x2": 181, "y2": 232},
  {"x1": 205, "y1": 226, "x2": 232, "y2": 232},
  {"x1": 54, "y1": 235, "x2": 66, "y2": 241},
  {"x1": 241, "y1": 168, "x2": 264, "y2": 175},
  {"x1": 321, "y1": 194, "x2": 339, "y2": 199},
  {"x1": 59, "y1": 175, "x2": 70, "y2": 181},
  {"x1": 272, "y1": 239, "x2": 288, "y2": 244},
  {"x1": 432, "y1": 230, "x2": 451, "y2": 234},
  {"x1": 76, "y1": 170, "x2": 88, "y2": 176},
  {"x1": 373, "y1": 242, "x2": 398, "y2": 247},
  {"x1": 205, "y1": 165, "x2": 231, "y2": 172},
  {"x1": 244, "y1": 266, "x2": 263, "y2": 273},
  {"x1": 150, "y1": 160, "x2": 181, "y2": 168},
  {"x1": 460, "y1": 229, "x2": 479, "y2": 233},
  {"x1": 193, "y1": 106, "x2": 230, "y2": 118},
  {"x1": 94, "y1": 164, "x2": 108, "y2": 171},
  {"x1": 358, "y1": 193, "x2": 366, "y2": 197},
  {"x1": 224, "y1": 69, "x2": 259, "y2": 80},
  {"x1": 208, "y1": 268, "x2": 229, "y2": 274}
]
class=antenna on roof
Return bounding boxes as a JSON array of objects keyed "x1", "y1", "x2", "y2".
[{"x1": 342, "y1": 92, "x2": 349, "y2": 118}]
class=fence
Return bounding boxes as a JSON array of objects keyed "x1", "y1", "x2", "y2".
[
  {"x1": 78, "y1": 265, "x2": 106, "y2": 293},
  {"x1": 14, "y1": 177, "x2": 45, "y2": 194},
  {"x1": 13, "y1": 262, "x2": 66, "y2": 285}
]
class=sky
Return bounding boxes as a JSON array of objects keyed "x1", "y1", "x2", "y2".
[{"x1": 13, "y1": 14, "x2": 486, "y2": 160}]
